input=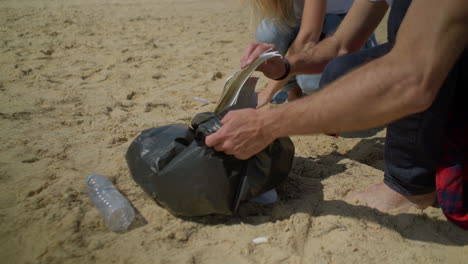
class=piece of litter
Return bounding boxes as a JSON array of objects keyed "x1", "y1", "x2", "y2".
[
  {"x1": 215, "y1": 49, "x2": 282, "y2": 114},
  {"x1": 194, "y1": 97, "x2": 211, "y2": 104},
  {"x1": 252, "y1": 237, "x2": 269, "y2": 244}
]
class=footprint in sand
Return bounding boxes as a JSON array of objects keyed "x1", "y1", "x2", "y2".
[
  {"x1": 144, "y1": 102, "x2": 169, "y2": 113},
  {"x1": 126, "y1": 91, "x2": 136, "y2": 100}
]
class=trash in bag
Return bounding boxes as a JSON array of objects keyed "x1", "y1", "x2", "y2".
[{"x1": 125, "y1": 50, "x2": 295, "y2": 216}]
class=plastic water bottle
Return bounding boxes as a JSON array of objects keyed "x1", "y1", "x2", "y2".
[{"x1": 87, "y1": 174, "x2": 135, "y2": 232}]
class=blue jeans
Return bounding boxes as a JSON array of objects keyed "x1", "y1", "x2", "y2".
[
  {"x1": 320, "y1": 0, "x2": 467, "y2": 195},
  {"x1": 256, "y1": 14, "x2": 378, "y2": 102}
]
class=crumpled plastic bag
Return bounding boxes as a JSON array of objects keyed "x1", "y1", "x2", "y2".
[{"x1": 125, "y1": 112, "x2": 294, "y2": 216}]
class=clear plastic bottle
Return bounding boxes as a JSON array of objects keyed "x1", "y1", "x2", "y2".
[{"x1": 87, "y1": 174, "x2": 135, "y2": 232}]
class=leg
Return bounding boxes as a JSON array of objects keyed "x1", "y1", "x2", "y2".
[
  {"x1": 255, "y1": 19, "x2": 298, "y2": 55},
  {"x1": 256, "y1": 19, "x2": 300, "y2": 104},
  {"x1": 349, "y1": 182, "x2": 434, "y2": 212},
  {"x1": 296, "y1": 74, "x2": 322, "y2": 95},
  {"x1": 318, "y1": 43, "x2": 442, "y2": 212},
  {"x1": 296, "y1": 14, "x2": 380, "y2": 95},
  {"x1": 349, "y1": 52, "x2": 464, "y2": 213},
  {"x1": 435, "y1": 51, "x2": 468, "y2": 229},
  {"x1": 319, "y1": 42, "x2": 392, "y2": 88},
  {"x1": 381, "y1": 52, "x2": 460, "y2": 192}
]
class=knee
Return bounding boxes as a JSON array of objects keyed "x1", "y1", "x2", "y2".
[
  {"x1": 296, "y1": 74, "x2": 321, "y2": 94},
  {"x1": 256, "y1": 20, "x2": 278, "y2": 43},
  {"x1": 256, "y1": 20, "x2": 295, "y2": 55},
  {"x1": 320, "y1": 43, "x2": 392, "y2": 88}
]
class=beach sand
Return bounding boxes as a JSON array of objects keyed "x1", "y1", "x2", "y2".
[{"x1": 1, "y1": 0, "x2": 467, "y2": 263}]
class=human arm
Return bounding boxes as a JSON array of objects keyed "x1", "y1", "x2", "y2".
[
  {"x1": 289, "y1": 0, "x2": 388, "y2": 75},
  {"x1": 288, "y1": 0, "x2": 326, "y2": 54},
  {"x1": 206, "y1": 0, "x2": 468, "y2": 160},
  {"x1": 273, "y1": 0, "x2": 468, "y2": 135},
  {"x1": 240, "y1": 0, "x2": 389, "y2": 79},
  {"x1": 256, "y1": 0, "x2": 327, "y2": 107},
  {"x1": 239, "y1": 0, "x2": 326, "y2": 68}
]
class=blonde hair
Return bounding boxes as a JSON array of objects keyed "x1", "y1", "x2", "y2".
[{"x1": 242, "y1": 0, "x2": 297, "y2": 27}]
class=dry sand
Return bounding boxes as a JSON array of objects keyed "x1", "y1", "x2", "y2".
[{"x1": 1, "y1": 0, "x2": 467, "y2": 263}]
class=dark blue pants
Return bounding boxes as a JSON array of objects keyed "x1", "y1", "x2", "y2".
[{"x1": 319, "y1": 0, "x2": 466, "y2": 195}]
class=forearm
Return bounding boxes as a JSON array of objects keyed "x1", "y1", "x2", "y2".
[
  {"x1": 206, "y1": 0, "x2": 468, "y2": 161},
  {"x1": 266, "y1": 0, "x2": 468, "y2": 138},
  {"x1": 288, "y1": 0, "x2": 388, "y2": 76},
  {"x1": 288, "y1": 36, "x2": 342, "y2": 75},
  {"x1": 264, "y1": 51, "x2": 424, "y2": 137},
  {"x1": 287, "y1": 0, "x2": 326, "y2": 55}
]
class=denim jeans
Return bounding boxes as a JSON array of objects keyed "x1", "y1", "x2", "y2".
[
  {"x1": 319, "y1": 0, "x2": 467, "y2": 195},
  {"x1": 256, "y1": 14, "x2": 378, "y2": 101}
]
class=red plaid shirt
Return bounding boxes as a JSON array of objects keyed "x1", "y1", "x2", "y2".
[{"x1": 436, "y1": 120, "x2": 468, "y2": 229}]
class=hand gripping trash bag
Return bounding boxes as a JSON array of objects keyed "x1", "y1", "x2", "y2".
[
  {"x1": 125, "y1": 112, "x2": 294, "y2": 216},
  {"x1": 125, "y1": 51, "x2": 295, "y2": 216}
]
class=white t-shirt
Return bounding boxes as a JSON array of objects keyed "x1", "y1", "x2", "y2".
[{"x1": 294, "y1": 0, "x2": 354, "y2": 20}]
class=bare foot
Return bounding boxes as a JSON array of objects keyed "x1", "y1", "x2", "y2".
[{"x1": 346, "y1": 182, "x2": 436, "y2": 213}]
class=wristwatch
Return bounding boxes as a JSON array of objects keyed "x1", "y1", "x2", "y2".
[{"x1": 274, "y1": 57, "x2": 291, "y2": 81}]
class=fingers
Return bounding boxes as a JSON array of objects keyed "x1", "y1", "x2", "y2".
[
  {"x1": 206, "y1": 130, "x2": 237, "y2": 157},
  {"x1": 240, "y1": 43, "x2": 276, "y2": 69},
  {"x1": 206, "y1": 111, "x2": 236, "y2": 148},
  {"x1": 212, "y1": 141, "x2": 250, "y2": 160},
  {"x1": 240, "y1": 42, "x2": 257, "y2": 68},
  {"x1": 245, "y1": 43, "x2": 275, "y2": 67},
  {"x1": 205, "y1": 109, "x2": 259, "y2": 160},
  {"x1": 234, "y1": 153, "x2": 250, "y2": 160},
  {"x1": 205, "y1": 120, "x2": 240, "y2": 157},
  {"x1": 214, "y1": 141, "x2": 234, "y2": 155},
  {"x1": 220, "y1": 111, "x2": 233, "y2": 124},
  {"x1": 205, "y1": 130, "x2": 223, "y2": 148}
]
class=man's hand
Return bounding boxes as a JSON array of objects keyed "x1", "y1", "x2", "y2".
[
  {"x1": 205, "y1": 109, "x2": 276, "y2": 160},
  {"x1": 240, "y1": 42, "x2": 288, "y2": 80}
]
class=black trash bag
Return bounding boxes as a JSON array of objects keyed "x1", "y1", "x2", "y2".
[{"x1": 125, "y1": 112, "x2": 294, "y2": 216}]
